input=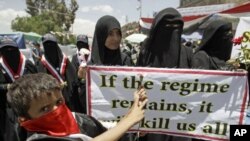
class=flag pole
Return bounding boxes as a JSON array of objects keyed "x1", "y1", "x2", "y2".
[
  {"x1": 137, "y1": 0, "x2": 142, "y2": 33},
  {"x1": 139, "y1": 0, "x2": 142, "y2": 18}
]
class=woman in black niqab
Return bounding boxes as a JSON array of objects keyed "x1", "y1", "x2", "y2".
[
  {"x1": 1, "y1": 46, "x2": 20, "y2": 73},
  {"x1": 137, "y1": 7, "x2": 192, "y2": 68},
  {"x1": 42, "y1": 35, "x2": 62, "y2": 69},
  {"x1": 136, "y1": 7, "x2": 193, "y2": 141},
  {"x1": 191, "y1": 19, "x2": 233, "y2": 70},
  {"x1": 89, "y1": 15, "x2": 133, "y2": 66},
  {"x1": 37, "y1": 33, "x2": 81, "y2": 112}
]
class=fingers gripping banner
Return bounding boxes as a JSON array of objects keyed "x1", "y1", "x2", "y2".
[{"x1": 86, "y1": 66, "x2": 249, "y2": 141}]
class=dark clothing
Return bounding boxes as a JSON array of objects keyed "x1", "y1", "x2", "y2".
[
  {"x1": 71, "y1": 54, "x2": 80, "y2": 72},
  {"x1": 136, "y1": 7, "x2": 193, "y2": 141},
  {"x1": 86, "y1": 15, "x2": 134, "y2": 141},
  {"x1": 71, "y1": 53, "x2": 89, "y2": 114},
  {"x1": 191, "y1": 19, "x2": 233, "y2": 70},
  {"x1": 25, "y1": 112, "x2": 107, "y2": 141},
  {"x1": 73, "y1": 17, "x2": 135, "y2": 113},
  {"x1": 185, "y1": 19, "x2": 233, "y2": 141},
  {"x1": 179, "y1": 45, "x2": 193, "y2": 68},
  {"x1": 38, "y1": 40, "x2": 83, "y2": 113},
  {"x1": 89, "y1": 15, "x2": 133, "y2": 66},
  {"x1": 137, "y1": 7, "x2": 192, "y2": 68},
  {"x1": 74, "y1": 78, "x2": 87, "y2": 114},
  {"x1": 137, "y1": 7, "x2": 193, "y2": 69},
  {"x1": 74, "y1": 112, "x2": 106, "y2": 137},
  {"x1": 0, "y1": 59, "x2": 37, "y2": 141},
  {"x1": 27, "y1": 134, "x2": 85, "y2": 141},
  {"x1": 122, "y1": 46, "x2": 132, "y2": 58},
  {"x1": 191, "y1": 50, "x2": 227, "y2": 70}
]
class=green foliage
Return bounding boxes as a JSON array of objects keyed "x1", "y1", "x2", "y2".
[
  {"x1": 26, "y1": 0, "x2": 39, "y2": 16},
  {"x1": 56, "y1": 34, "x2": 76, "y2": 45},
  {"x1": 11, "y1": 0, "x2": 79, "y2": 44}
]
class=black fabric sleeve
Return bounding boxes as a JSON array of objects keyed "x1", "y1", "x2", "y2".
[
  {"x1": 25, "y1": 60, "x2": 38, "y2": 74},
  {"x1": 74, "y1": 112, "x2": 107, "y2": 138}
]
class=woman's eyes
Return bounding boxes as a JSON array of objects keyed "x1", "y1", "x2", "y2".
[
  {"x1": 109, "y1": 31, "x2": 116, "y2": 36},
  {"x1": 108, "y1": 31, "x2": 121, "y2": 37},
  {"x1": 109, "y1": 32, "x2": 114, "y2": 36},
  {"x1": 165, "y1": 24, "x2": 181, "y2": 27}
]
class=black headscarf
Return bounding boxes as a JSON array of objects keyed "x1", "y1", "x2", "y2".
[
  {"x1": 76, "y1": 34, "x2": 89, "y2": 51},
  {"x1": 76, "y1": 42, "x2": 89, "y2": 51},
  {"x1": 89, "y1": 15, "x2": 123, "y2": 65},
  {"x1": 137, "y1": 7, "x2": 184, "y2": 68},
  {"x1": 42, "y1": 34, "x2": 63, "y2": 69},
  {"x1": 191, "y1": 19, "x2": 233, "y2": 70},
  {"x1": 195, "y1": 19, "x2": 233, "y2": 61}
]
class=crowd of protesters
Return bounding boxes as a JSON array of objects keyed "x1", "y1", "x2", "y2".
[{"x1": 0, "y1": 6, "x2": 247, "y2": 141}]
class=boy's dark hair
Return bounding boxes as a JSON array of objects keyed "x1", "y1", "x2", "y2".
[{"x1": 7, "y1": 73, "x2": 62, "y2": 117}]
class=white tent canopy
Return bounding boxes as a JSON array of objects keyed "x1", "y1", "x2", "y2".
[{"x1": 125, "y1": 33, "x2": 147, "y2": 44}]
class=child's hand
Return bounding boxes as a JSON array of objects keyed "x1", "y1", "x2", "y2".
[
  {"x1": 136, "y1": 86, "x2": 147, "y2": 106},
  {"x1": 125, "y1": 88, "x2": 148, "y2": 124}
]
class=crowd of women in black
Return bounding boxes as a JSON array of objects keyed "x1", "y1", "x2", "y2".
[{"x1": 0, "y1": 6, "x2": 237, "y2": 141}]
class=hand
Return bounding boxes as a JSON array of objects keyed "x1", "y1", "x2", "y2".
[
  {"x1": 136, "y1": 86, "x2": 147, "y2": 106},
  {"x1": 125, "y1": 88, "x2": 148, "y2": 125},
  {"x1": 78, "y1": 66, "x2": 87, "y2": 79}
]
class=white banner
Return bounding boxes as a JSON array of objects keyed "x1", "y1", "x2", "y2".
[
  {"x1": 231, "y1": 17, "x2": 250, "y2": 59},
  {"x1": 86, "y1": 66, "x2": 249, "y2": 141}
]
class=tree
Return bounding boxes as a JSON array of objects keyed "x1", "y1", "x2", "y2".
[
  {"x1": 11, "y1": 0, "x2": 79, "y2": 44},
  {"x1": 26, "y1": 0, "x2": 39, "y2": 16}
]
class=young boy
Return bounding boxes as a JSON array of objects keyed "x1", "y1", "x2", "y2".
[{"x1": 7, "y1": 73, "x2": 147, "y2": 141}]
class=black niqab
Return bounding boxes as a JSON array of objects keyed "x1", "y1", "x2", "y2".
[
  {"x1": 138, "y1": 7, "x2": 184, "y2": 68},
  {"x1": 1, "y1": 46, "x2": 20, "y2": 72},
  {"x1": 89, "y1": 15, "x2": 122, "y2": 65},
  {"x1": 195, "y1": 19, "x2": 233, "y2": 61},
  {"x1": 43, "y1": 41, "x2": 63, "y2": 69},
  {"x1": 77, "y1": 42, "x2": 89, "y2": 51}
]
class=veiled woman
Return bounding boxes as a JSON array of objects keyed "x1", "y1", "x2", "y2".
[
  {"x1": 89, "y1": 15, "x2": 133, "y2": 66},
  {"x1": 191, "y1": 19, "x2": 233, "y2": 70}
]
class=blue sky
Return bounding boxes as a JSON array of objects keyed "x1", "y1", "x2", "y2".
[{"x1": 0, "y1": 0, "x2": 180, "y2": 36}]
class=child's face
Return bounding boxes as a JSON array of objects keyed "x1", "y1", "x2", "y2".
[{"x1": 27, "y1": 90, "x2": 65, "y2": 119}]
